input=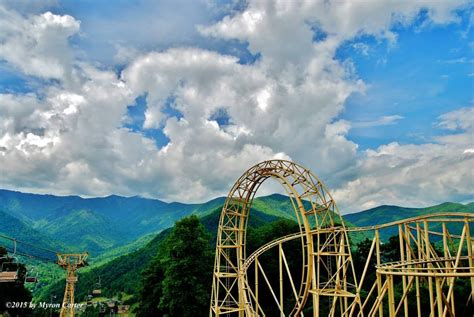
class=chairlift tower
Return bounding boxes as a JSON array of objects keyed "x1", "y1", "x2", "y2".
[{"x1": 57, "y1": 253, "x2": 88, "y2": 317}]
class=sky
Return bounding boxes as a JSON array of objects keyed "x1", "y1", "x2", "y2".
[{"x1": 0, "y1": 0, "x2": 472, "y2": 213}]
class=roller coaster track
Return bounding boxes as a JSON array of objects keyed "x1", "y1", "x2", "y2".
[{"x1": 210, "y1": 159, "x2": 474, "y2": 317}]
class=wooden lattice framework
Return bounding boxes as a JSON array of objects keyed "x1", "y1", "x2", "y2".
[
  {"x1": 210, "y1": 160, "x2": 359, "y2": 316},
  {"x1": 210, "y1": 159, "x2": 474, "y2": 316}
]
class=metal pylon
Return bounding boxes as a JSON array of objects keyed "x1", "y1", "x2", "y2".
[{"x1": 57, "y1": 253, "x2": 88, "y2": 317}]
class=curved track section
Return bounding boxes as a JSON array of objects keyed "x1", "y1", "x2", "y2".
[
  {"x1": 210, "y1": 160, "x2": 357, "y2": 316},
  {"x1": 240, "y1": 212, "x2": 474, "y2": 316},
  {"x1": 210, "y1": 160, "x2": 474, "y2": 316}
]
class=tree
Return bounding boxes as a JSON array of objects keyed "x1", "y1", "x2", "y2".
[
  {"x1": 137, "y1": 216, "x2": 214, "y2": 317},
  {"x1": 137, "y1": 254, "x2": 166, "y2": 317}
]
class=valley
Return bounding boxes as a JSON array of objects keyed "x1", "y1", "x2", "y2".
[{"x1": 0, "y1": 189, "x2": 472, "y2": 316}]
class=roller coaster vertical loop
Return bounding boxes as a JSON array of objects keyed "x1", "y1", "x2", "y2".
[
  {"x1": 210, "y1": 159, "x2": 359, "y2": 316},
  {"x1": 210, "y1": 159, "x2": 474, "y2": 316}
]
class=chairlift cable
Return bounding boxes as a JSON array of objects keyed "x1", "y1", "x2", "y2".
[
  {"x1": 0, "y1": 233, "x2": 63, "y2": 255},
  {"x1": 3, "y1": 246, "x2": 55, "y2": 263}
]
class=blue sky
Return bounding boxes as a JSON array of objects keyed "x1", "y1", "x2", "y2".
[
  {"x1": 337, "y1": 11, "x2": 473, "y2": 149},
  {"x1": 0, "y1": 1, "x2": 472, "y2": 211}
]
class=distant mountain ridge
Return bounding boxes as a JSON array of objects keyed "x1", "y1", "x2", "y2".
[
  {"x1": 0, "y1": 190, "x2": 291, "y2": 255},
  {"x1": 344, "y1": 201, "x2": 473, "y2": 239},
  {"x1": 1, "y1": 188, "x2": 472, "y2": 256},
  {"x1": 344, "y1": 201, "x2": 473, "y2": 226},
  {"x1": 0, "y1": 189, "x2": 222, "y2": 254}
]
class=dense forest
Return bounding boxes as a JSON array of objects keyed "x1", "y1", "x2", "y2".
[
  {"x1": 0, "y1": 197, "x2": 472, "y2": 316},
  {"x1": 1, "y1": 214, "x2": 473, "y2": 316}
]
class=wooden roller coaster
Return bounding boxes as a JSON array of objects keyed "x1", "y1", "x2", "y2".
[{"x1": 210, "y1": 159, "x2": 474, "y2": 316}]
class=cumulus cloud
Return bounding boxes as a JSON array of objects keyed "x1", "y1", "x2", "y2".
[
  {"x1": 0, "y1": 1, "x2": 471, "y2": 211},
  {"x1": 0, "y1": 6, "x2": 79, "y2": 81},
  {"x1": 333, "y1": 107, "x2": 474, "y2": 212}
]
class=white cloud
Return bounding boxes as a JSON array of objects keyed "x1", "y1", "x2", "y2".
[
  {"x1": 0, "y1": 1, "x2": 471, "y2": 211},
  {"x1": 352, "y1": 115, "x2": 404, "y2": 128},
  {"x1": 0, "y1": 7, "x2": 79, "y2": 80},
  {"x1": 334, "y1": 108, "x2": 474, "y2": 212},
  {"x1": 353, "y1": 43, "x2": 370, "y2": 56},
  {"x1": 437, "y1": 107, "x2": 474, "y2": 131}
]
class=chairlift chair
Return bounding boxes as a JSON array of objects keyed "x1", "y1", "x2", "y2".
[
  {"x1": 25, "y1": 276, "x2": 38, "y2": 283},
  {"x1": 92, "y1": 287, "x2": 101, "y2": 295},
  {"x1": 92, "y1": 275, "x2": 102, "y2": 296},
  {"x1": 25, "y1": 268, "x2": 39, "y2": 283},
  {"x1": 0, "y1": 262, "x2": 20, "y2": 283},
  {"x1": 0, "y1": 239, "x2": 19, "y2": 283}
]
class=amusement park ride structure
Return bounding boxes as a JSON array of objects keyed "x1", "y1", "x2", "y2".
[{"x1": 210, "y1": 159, "x2": 474, "y2": 317}]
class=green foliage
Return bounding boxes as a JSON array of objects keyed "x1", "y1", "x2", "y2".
[
  {"x1": 245, "y1": 219, "x2": 302, "y2": 315},
  {"x1": 137, "y1": 216, "x2": 213, "y2": 317},
  {"x1": 246, "y1": 218, "x2": 300, "y2": 254},
  {"x1": 8, "y1": 188, "x2": 469, "y2": 314},
  {"x1": 0, "y1": 210, "x2": 60, "y2": 260}
]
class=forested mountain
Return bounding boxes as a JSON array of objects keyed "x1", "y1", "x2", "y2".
[
  {"x1": 1, "y1": 188, "x2": 472, "y2": 314},
  {"x1": 0, "y1": 190, "x2": 304, "y2": 255},
  {"x1": 0, "y1": 189, "x2": 225, "y2": 254},
  {"x1": 1, "y1": 188, "x2": 471, "y2": 257},
  {"x1": 35, "y1": 206, "x2": 283, "y2": 303},
  {"x1": 0, "y1": 210, "x2": 62, "y2": 260},
  {"x1": 344, "y1": 201, "x2": 473, "y2": 239}
]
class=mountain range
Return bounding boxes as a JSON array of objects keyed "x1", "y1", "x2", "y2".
[
  {"x1": 0, "y1": 188, "x2": 471, "y2": 305},
  {"x1": 0, "y1": 189, "x2": 472, "y2": 258},
  {"x1": 0, "y1": 189, "x2": 225, "y2": 255}
]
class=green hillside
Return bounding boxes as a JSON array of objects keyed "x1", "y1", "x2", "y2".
[
  {"x1": 0, "y1": 190, "x2": 301, "y2": 257},
  {"x1": 0, "y1": 190, "x2": 225, "y2": 255},
  {"x1": 0, "y1": 210, "x2": 62, "y2": 261},
  {"x1": 344, "y1": 202, "x2": 473, "y2": 239},
  {"x1": 35, "y1": 206, "x2": 284, "y2": 303},
  {"x1": 42, "y1": 209, "x2": 122, "y2": 253},
  {"x1": 2, "y1": 188, "x2": 472, "y2": 312}
]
